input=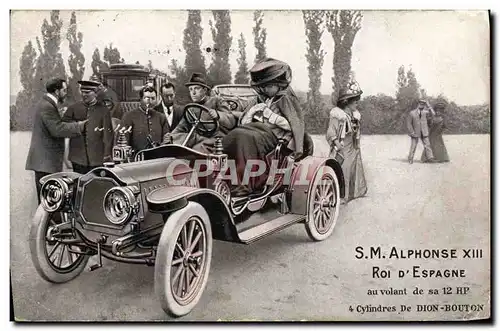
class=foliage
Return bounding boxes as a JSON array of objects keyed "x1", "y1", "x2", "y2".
[
  {"x1": 234, "y1": 33, "x2": 249, "y2": 84},
  {"x1": 66, "y1": 11, "x2": 85, "y2": 102},
  {"x1": 183, "y1": 10, "x2": 207, "y2": 75},
  {"x1": 207, "y1": 10, "x2": 233, "y2": 86},
  {"x1": 168, "y1": 59, "x2": 191, "y2": 105},
  {"x1": 33, "y1": 10, "x2": 66, "y2": 101},
  {"x1": 91, "y1": 48, "x2": 109, "y2": 76},
  {"x1": 103, "y1": 43, "x2": 124, "y2": 64},
  {"x1": 253, "y1": 10, "x2": 267, "y2": 63},
  {"x1": 303, "y1": 10, "x2": 326, "y2": 129},
  {"x1": 325, "y1": 10, "x2": 363, "y2": 104},
  {"x1": 14, "y1": 10, "x2": 66, "y2": 131}
]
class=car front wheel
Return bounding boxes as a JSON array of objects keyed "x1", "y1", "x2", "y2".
[
  {"x1": 29, "y1": 205, "x2": 90, "y2": 283},
  {"x1": 154, "y1": 201, "x2": 213, "y2": 318}
]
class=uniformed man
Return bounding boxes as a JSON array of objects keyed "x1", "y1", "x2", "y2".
[
  {"x1": 121, "y1": 85, "x2": 169, "y2": 154},
  {"x1": 62, "y1": 80, "x2": 114, "y2": 174}
]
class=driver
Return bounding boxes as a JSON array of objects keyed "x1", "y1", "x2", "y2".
[{"x1": 163, "y1": 73, "x2": 237, "y2": 153}]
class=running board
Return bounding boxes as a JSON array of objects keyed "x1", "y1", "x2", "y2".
[{"x1": 238, "y1": 214, "x2": 306, "y2": 244}]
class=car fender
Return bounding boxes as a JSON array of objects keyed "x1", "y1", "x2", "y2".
[
  {"x1": 146, "y1": 186, "x2": 239, "y2": 242},
  {"x1": 288, "y1": 156, "x2": 345, "y2": 215}
]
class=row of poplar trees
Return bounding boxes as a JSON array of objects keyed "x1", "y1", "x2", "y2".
[{"x1": 12, "y1": 10, "x2": 364, "y2": 133}]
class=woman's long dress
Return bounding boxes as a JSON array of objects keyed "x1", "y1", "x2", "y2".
[
  {"x1": 421, "y1": 116, "x2": 450, "y2": 162},
  {"x1": 326, "y1": 107, "x2": 368, "y2": 202}
]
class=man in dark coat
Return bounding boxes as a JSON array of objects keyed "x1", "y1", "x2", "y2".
[
  {"x1": 154, "y1": 82, "x2": 183, "y2": 132},
  {"x1": 121, "y1": 85, "x2": 169, "y2": 155},
  {"x1": 63, "y1": 80, "x2": 114, "y2": 174},
  {"x1": 165, "y1": 73, "x2": 237, "y2": 153},
  {"x1": 25, "y1": 78, "x2": 88, "y2": 203}
]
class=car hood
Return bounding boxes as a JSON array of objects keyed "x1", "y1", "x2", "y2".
[{"x1": 92, "y1": 157, "x2": 193, "y2": 186}]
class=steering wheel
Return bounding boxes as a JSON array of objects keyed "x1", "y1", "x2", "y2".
[{"x1": 183, "y1": 103, "x2": 219, "y2": 137}]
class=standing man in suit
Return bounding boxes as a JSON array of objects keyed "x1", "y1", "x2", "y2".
[
  {"x1": 154, "y1": 83, "x2": 183, "y2": 132},
  {"x1": 25, "y1": 78, "x2": 88, "y2": 203},
  {"x1": 406, "y1": 99, "x2": 436, "y2": 164},
  {"x1": 62, "y1": 80, "x2": 114, "y2": 174}
]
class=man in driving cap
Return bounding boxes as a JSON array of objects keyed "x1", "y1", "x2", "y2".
[
  {"x1": 406, "y1": 99, "x2": 436, "y2": 164},
  {"x1": 165, "y1": 72, "x2": 237, "y2": 153},
  {"x1": 62, "y1": 80, "x2": 114, "y2": 173}
]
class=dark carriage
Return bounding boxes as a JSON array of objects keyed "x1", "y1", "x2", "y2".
[{"x1": 30, "y1": 87, "x2": 345, "y2": 317}]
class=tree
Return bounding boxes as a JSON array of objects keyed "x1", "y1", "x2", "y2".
[
  {"x1": 392, "y1": 65, "x2": 423, "y2": 132},
  {"x1": 302, "y1": 10, "x2": 327, "y2": 132},
  {"x1": 169, "y1": 59, "x2": 190, "y2": 104},
  {"x1": 234, "y1": 33, "x2": 249, "y2": 84},
  {"x1": 325, "y1": 10, "x2": 363, "y2": 104},
  {"x1": 66, "y1": 11, "x2": 85, "y2": 102},
  {"x1": 91, "y1": 48, "x2": 109, "y2": 76},
  {"x1": 253, "y1": 10, "x2": 267, "y2": 63},
  {"x1": 183, "y1": 10, "x2": 206, "y2": 75},
  {"x1": 15, "y1": 40, "x2": 38, "y2": 130},
  {"x1": 207, "y1": 10, "x2": 232, "y2": 86},
  {"x1": 10, "y1": 105, "x2": 18, "y2": 131},
  {"x1": 103, "y1": 43, "x2": 123, "y2": 65},
  {"x1": 33, "y1": 10, "x2": 66, "y2": 100}
]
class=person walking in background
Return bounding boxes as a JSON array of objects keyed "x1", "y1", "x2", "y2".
[
  {"x1": 421, "y1": 101, "x2": 450, "y2": 163},
  {"x1": 25, "y1": 78, "x2": 88, "y2": 203},
  {"x1": 154, "y1": 82, "x2": 183, "y2": 132},
  {"x1": 62, "y1": 80, "x2": 114, "y2": 174},
  {"x1": 326, "y1": 82, "x2": 368, "y2": 204},
  {"x1": 406, "y1": 99, "x2": 436, "y2": 164}
]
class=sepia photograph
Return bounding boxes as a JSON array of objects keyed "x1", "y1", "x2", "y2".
[{"x1": 8, "y1": 8, "x2": 491, "y2": 322}]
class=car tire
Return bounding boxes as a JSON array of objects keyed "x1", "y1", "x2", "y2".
[
  {"x1": 154, "y1": 201, "x2": 213, "y2": 318},
  {"x1": 305, "y1": 165, "x2": 340, "y2": 241},
  {"x1": 29, "y1": 205, "x2": 90, "y2": 283}
]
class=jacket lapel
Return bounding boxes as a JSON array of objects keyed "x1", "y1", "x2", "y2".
[{"x1": 43, "y1": 95, "x2": 58, "y2": 110}]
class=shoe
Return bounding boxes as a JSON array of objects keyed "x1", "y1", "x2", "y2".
[{"x1": 408, "y1": 159, "x2": 413, "y2": 164}]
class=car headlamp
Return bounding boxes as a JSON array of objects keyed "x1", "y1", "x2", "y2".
[
  {"x1": 40, "y1": 178, "x2": 73, "y2": 212},
  {"x1": 103, "y1": 187, "x2": 137, "y2": 225}
]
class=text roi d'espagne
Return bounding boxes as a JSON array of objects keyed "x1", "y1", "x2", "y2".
[{"x1": 354, "y1": 246, "x2": 485, "y2": 279}]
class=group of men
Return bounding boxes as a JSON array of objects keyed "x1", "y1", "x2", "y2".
[{"x1": 25, "y1": 72, "x2": 232, "y2": 202}]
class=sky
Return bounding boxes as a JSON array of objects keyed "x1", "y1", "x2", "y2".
[{"x1": 9, "y1": 10, "x2": 490, "y2": 106}]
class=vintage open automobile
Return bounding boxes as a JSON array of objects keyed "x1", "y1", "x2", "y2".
[{"x1": 29, "y1": 90, "x2": 345, "y2": 318}]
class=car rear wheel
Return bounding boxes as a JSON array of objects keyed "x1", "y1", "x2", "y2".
[
  {"x1": 305, "y1": 165, "x2": 340, "y2": 241},
  {"x1": 154, "y1": 201, "x2": 212, "y2": 318},
  {"x1": 29, "y1": 205, "x2": 90, "y2": 283}
]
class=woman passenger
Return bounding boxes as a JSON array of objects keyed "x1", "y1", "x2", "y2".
[{"x1": 222, "y1": 58, "x2": 305, "y2": 197}]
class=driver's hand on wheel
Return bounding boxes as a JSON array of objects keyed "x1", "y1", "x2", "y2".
[{"x1": 207, "y1": 108, "x2": 219, "y2": 120}]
